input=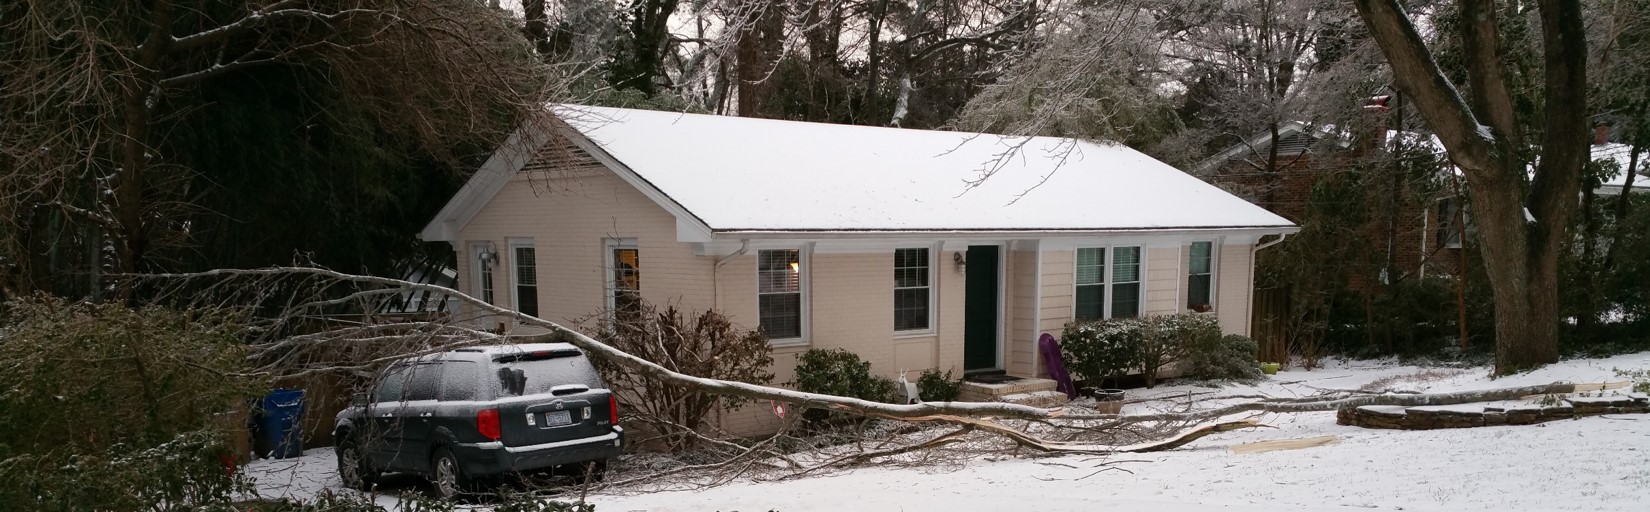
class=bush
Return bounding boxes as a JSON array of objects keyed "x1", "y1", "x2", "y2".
[
  {"x1": 916, "y1": 368, "x2": 961, "y2": 402},
  {"x1": 590, "y1": 301, "x2": 773, "y2": 452},
  {"x1": 793, "y1": 348, "x2": 895, "y2": 404},
  {"x1": 0, "y1": 431, "x2": 248, "y2": 511},
  {"x1": 1139, "y1": 313, "x2": 1223, "y2": 387},
  {"x1": 0, "y1": 296, "x2": 257, "y2": 510},
  {"x1": 1060, "y1": 319, "x2": 1144, "y2": 386},
  {"x1": 1188, "y1": 334, "x2": 1264, "y2": 382}
]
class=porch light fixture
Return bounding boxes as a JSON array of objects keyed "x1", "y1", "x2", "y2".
[
  {"x1": 478, "y1": 243, "x2": 500, "y2": 266},
  {"x1": 953, "y1": 252, "x2": 966, "y2": 273}
]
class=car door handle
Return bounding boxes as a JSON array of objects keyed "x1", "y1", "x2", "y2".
[
  {"x1": 418, "y1": 412, "x2": 433, "y2": 417},
  {"x1": 379, "y1": 413, "x2": 392, "y2": 417}
]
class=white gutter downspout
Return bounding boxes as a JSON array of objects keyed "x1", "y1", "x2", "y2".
[
  {"x1": 1247, "y1": 233, "x2": 1291, "y2": 338},
  {"x1": 1255, "y1": 232, "x2": 1291, "y2": 251},
  {"x1": 712, "y1": 239, "x2": 751, "y2": 311}
]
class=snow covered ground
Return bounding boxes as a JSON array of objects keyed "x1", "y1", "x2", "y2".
[{"x1": 248, "y1": 352, "x2": 1650, "y2": 511}]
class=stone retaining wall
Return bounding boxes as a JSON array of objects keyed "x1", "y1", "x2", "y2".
[{"x1": 1338, "y1": 395, "x2": 1650, "y2": 430}]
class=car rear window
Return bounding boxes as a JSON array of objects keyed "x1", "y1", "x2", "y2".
[{"x1": 495, "y1": 355, "x2": 603, "y2": 396}]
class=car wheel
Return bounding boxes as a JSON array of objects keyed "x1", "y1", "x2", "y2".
[
  {"x1": 336, "y1": 439, "x2": 379, "y2": 491},
  {"x1": 429, "y1": 447, "x2": 470, "y2": 500}
]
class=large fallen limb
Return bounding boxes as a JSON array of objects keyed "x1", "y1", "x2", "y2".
[
  {"x1": 1112, "y1": 383, "x2": 1584, "y2": 424},
  {"x1": 138, "y1": 267, "x2": 1270, "y2": 457},
  {"x1": 137, "y1": 267, "x2": 1062, "y2": 421}
]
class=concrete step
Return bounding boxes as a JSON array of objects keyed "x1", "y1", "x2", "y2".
[
  {"x1": 957, "y1": 377, "x2": 1058, "y2": 403},
  {"x1": 999, "y1": 390, "x2": 1070, "y2": 409}
]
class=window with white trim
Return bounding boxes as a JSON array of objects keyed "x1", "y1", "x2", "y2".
[
  {"x1": 471, "y1": 243, "x2": 495, "y2": 305},
  {"x1": 757, "y1": 249, "x2": 802, "y2": 340},
  {"x1": 607, "y1": 240, "x2": 641, "y2": 324},
  {"x1": 1187, "y1": 241, "x2": 1214, "y2": 312},
  {"x1": 893, "y1": 248, "x2": 931, "y2": 331},
  {"x1": 1111, "y1": 247, "x2": 1141, "y2": 318},
  {"x1": 512, "y1": 243, "x2": 538, "y2": 317},
  {"x1": 1075, "y1": 246, "x2": 1142, "y2": 320},
  {"x1": 1075, "y1": 248, "x2": 1106, "y2": 321}
]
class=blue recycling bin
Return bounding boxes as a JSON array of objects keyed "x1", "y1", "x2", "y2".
[{"x1": 256, "y1": 388, "x2": 306, "y2": 459}]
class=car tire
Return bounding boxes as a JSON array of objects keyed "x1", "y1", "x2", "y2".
[
  {"x1": 336, "y1": 438, "x2": 379, "y2": 491},
  {"x1": 429, "y1": 446, "x2": 471, "y2": 501}
]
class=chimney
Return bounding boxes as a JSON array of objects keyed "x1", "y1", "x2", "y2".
[
  {"x1": 1359, "y1": 95, "x2": 1393, "y2": 155},
  {"x1": 1593, "y1": 124, "x2": 1611, "y2": 146}
]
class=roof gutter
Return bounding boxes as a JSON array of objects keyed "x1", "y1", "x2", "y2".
[{"x1": 707, "y1": 225, "x2": 1300, "y2": 240}]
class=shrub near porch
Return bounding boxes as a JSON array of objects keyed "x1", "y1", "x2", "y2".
[{"x1": 1061, "y1": 313, "x2": 1261, "y2": 388}]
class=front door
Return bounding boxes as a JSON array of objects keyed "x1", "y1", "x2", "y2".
[{"x1": 964, "y1": 245, "x2": 1000, "y2": 371}]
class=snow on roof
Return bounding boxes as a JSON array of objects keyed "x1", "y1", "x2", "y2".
[{"x1": 555, "y1": 105, "x2": 1293, "y2": 232}]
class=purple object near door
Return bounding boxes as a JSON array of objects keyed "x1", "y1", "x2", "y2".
[{"x1": 1038, "y1": 333, "x2": 1077, "y2": 400}]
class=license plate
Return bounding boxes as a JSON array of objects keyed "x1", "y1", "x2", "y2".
[{"x1": 543, "y1": 410, "x2": 572, "y2": 427}]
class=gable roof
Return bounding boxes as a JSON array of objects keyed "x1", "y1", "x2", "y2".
[{"x1": 422, "y1": 105, "x2": 1295, "y2": 241}]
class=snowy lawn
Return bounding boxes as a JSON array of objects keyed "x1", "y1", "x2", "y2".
[{"x1": 248, "y1": 352, "x2": 1650, "y2": 511}]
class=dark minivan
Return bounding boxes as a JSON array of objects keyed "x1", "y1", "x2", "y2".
[{"x1": 333, "y1": 343, "x2": 623, "y2": 498}]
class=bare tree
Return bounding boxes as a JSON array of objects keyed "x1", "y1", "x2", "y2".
[
  {"x1": 1352, "y1": 0, "x2": 1588, "y2": 373},
  {"x1": 0, "y1": 0, "x2": 562, "y2": 300}
]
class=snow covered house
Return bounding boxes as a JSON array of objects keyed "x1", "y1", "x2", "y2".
[{"x1": 419, "y1": 105, "x2": 1296, "y2": 434}]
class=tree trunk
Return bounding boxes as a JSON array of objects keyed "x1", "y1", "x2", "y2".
[
  {"x1": 1352, "y1": 0, "x2": 1583, "y2": 374},
  {"x1": 1469, "y1": 172, "x2": 1562, "y2": 372},
  {"x1": 114, "y1": 1, "x2": 177, "y2": 297}
]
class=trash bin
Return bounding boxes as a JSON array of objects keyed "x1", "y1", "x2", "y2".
[{"x1": 256, "y1": 388, "x2": 306, "y2": 459}]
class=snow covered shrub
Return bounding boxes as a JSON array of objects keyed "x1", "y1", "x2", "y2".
[
  {"x1": 0, "y1": 424, "x2": 249, "y2": 511},
  {"x1": 591, "y1": 301, "x2": 774, "y2": 452},
  {"x1": 793, "y1": 348, "x2": 895, "y2": 403},
  {"x1": 917, "y1": 368, "x2": 962, "y2": 402},
  {"x1": 1187, "y1": 334, "x2": 1265, "y2": 382},
  {"x1": 1060, "y1": 319, "x2": 1144, "y2": 387},
  {"x1": 0, "y1": 296, "x2": 256, "y2": 510},
  {"x1": 1138, "y1": 313, "x2": 1223, "y2": 387},
  {"x1": 793, "y1": 348, "x2": 896, "y2": 423}
]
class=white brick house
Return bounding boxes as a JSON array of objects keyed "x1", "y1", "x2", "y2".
[{"x1": 420, "y1": 105, "x2": 1298, "y2": 435}]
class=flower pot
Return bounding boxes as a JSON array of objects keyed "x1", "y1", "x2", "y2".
[
  {"x1": 1261, "y1": 362, "x2": 1281, "y2": 375},
  {"x1": 1088, "y1": 388, "x2": 1125, "y2": 414}
]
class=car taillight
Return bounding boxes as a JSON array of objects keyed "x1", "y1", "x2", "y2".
[
  {"x1": 476, "y1": 409, "x2": 501, "y2": 440},
  {"x1": 608, "y1": 395, "x2": 619, "y2": 425}
]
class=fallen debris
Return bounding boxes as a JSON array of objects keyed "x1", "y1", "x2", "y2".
[{"x1": 1229, "y1": 436, "x2": 1340, "y2": 454}]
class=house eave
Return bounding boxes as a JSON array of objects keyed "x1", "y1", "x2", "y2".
[{"x1": 707, "y1": 225, "x2": 1300, "y2": 239}]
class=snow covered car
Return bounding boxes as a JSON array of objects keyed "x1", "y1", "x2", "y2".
[{"x1": 332, "y1": 343, "x2": 623, "y2": 499}]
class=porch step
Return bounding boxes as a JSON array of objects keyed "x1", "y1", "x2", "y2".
[
  {"x1": 958, "y1": 377, "x2": 1059, "y2": 403},
  {"x1": 999, "y1": 390, "x2": 1071, "y2": 409}
]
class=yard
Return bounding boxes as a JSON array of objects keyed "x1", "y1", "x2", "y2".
[{"x1": 248, "y1": 352, "x2": 1650, "y2": 511}]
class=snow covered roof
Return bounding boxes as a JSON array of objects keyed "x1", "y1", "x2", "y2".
[{"x1": 551, "y1": 105, "x2": 1294, "y2": 233}]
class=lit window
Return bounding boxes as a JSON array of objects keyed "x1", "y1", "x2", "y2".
[
  {"x1": 608, "y1": 241, "x2": 640, "y2": 324},
  {"x1": 757, "y1": 249, "x2": 802, "y2": 340}
]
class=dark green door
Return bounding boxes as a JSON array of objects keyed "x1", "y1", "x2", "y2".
[{"x1": 964, "y1": 245, "x2": 1000, "y2": 371}]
